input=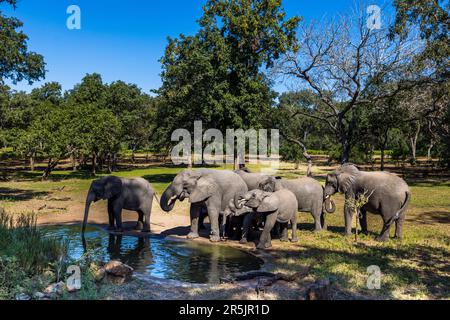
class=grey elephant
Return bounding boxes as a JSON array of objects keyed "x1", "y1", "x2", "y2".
[
  {"x1": 234, "y1": 168, "x2": 271, "y2": 190},
  {"x1": 160, "y1": 169, "x2": 248, "y2": 242},
  {"x1": 220, "y1": 197, "x2": 253, "y2": 241},
  {"x1": 259, "y1": 176, "x2": 336, "y2": 231},
  {"x1": 82, "y1": 176, "x2": 157, "y2": 234},
  {"x1": 324, "y1": 164, "x2": 411, "y2": 241},
  {"x1": 234, "y1": 189, "x2": 299, "y2": 249}
]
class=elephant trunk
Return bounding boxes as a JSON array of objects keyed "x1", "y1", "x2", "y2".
[
  {"x1": 324, "y1": 197, "x2": 336, "y2": 213},
  {"x1": 81, "y1": 191, "x2": 96, "y2": 234},
  {"x1": 160, "y1": 184, "x2": 178, "y2": 212},
  {"x1": 234, "y1": 193, "x2": 244, "y2": 209}
]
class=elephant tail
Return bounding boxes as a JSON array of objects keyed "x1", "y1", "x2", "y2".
[{"x1": 387, "y1": 191, "x2": 411, "y2": 227}]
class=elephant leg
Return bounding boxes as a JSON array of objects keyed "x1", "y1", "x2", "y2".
[
  {"x1": 198, "y1": 207, "x2": 207, "y2": 230},
  {"x1": 134, "y1": 210, "x2": 144, "y2": 230},
  {"x1": 187, "y1": 203, "x2": 202, "y2": 239},
  {"x1": 344, "y1": 202, "x2": 353, "y2": 236},
  {"x1": 290, "y1": 213, "x2": 298, "y2": 242},
  {"x1": 142, "y1": 208, "x2": 151, "y2": 233},
  {"x1": 375, "y1": 217, "x2": 391, "y2": 242},
  {"x1": 279, "y1": 223, "x2": 288, "y2": 242},
  {"x1": 320, "y1": 212, "x2": 327, "y2": 231},
  {"x1": 141, "y1": 199, "x2": 152, "y2": 233},
  {"x1": 394, "y1": 214, "x2": 405, "y2": 240},
  {"x1": 113, "y1": 203, "x2": 123, "y2": 232},
  {"x1": 208, "y1": 207, "x2": 221, "y2": 242},
  {"x1": 257, "y1": 214, "x2": 276, "y2": 249},
  {"x1": 240, "y1": 213, "x2": 254, "y2": 244},
  {"x1": 359, "y1": 209, "x2": 368, "y2": 235},
  {"x1": 107, "y1": 200, "x2": 115, "y2": 230},
  {"x1": 312, "y1": 202, "x2": 322, "y2": 232}
]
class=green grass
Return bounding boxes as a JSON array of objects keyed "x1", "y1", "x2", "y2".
[
  {"x1": 0, "y1": 210, "x2": 68, "y2": 299},
  {"x1": 0, "y1": 163, "x2": 449, "y2": 299}
]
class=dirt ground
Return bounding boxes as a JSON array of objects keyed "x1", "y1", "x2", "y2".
[
  {"x1": 2, "y1": 159, "x2": 449, "y2": 300},
  {"x1": 24, "y1": 190, "x2": 342, "y2": 300}
]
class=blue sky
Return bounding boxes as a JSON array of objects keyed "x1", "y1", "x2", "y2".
[{"x1": 3, "y1": 0, "x2": 388, "y2": 94}]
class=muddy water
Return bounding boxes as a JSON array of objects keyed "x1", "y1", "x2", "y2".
[{"x1": 41, "y1": 225, "x2": 263, "y2": 284}]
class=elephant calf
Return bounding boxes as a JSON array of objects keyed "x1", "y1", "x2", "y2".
[
  {"x1": 82, "y1": 176, "x2": 157, "y2": 233},
  {"x1": 234, "y1": 189, "x2": 299, "y2": 249},
  {"x1": 259, "y1": 176, "x2": 336, "y2": 231}
]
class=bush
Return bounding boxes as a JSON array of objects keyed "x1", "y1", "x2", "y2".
[{"x1": 0, "y1": 209, "x2": 68, "y2": 299}]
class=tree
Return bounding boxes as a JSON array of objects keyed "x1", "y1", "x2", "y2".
[
  {"x1": 0, "y1": 0, "x2": 45, "y2": 85},
  {"x1": 105, "y1": 81, "x2": 156, "y2": 162},
  {"x1": 392, "y1": 0, "x2": 449, "y2": 79},
  {"x1": 277, "y1": 9, "x2": 423, "y2": 163},
  {"x1": 70, "y1": 104, "x2": 122, "y2": 175},
  {"x1": 272, "y1": 90, "x2": 330, "y2": 174},
  {"x1": 156, "y1": 0, "x2": 300, "y2": 168}
]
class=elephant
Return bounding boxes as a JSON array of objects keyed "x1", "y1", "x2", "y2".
[
  {"x1": 234, "y1": 168, "x2": 271, "y2": 190},
  {"x1": 160, "y1": 169, "x2": 248, "y2": 242},
  {"x1": 82, "y1": 176, "x2": 157, "y2": 234},
  {"x1": 259, "y1": 176, "x2": 336, "y2": 232},
  {"x1": 220, "y1": 197, "x2": 254, "y2": 241},
  {"x1": 233, "y1": 189, "x2": 299, "y2": 249},
  {"x1": 324, "y1": 164, "x2": 411, "y2": 241}
]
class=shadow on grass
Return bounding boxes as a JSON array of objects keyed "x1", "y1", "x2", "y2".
[
  {"x1": 414, "y1": 211, "x2": 450, "y2": 225},
  {"x1": 0, "y1": 187, "x2": 49, "y2": 201},
  {"x1": 274, "y1": 243, "x2": 450, "y2": 299},
  {"x1": 142, "y1": 174, "x2": 177, "y2": 185}
]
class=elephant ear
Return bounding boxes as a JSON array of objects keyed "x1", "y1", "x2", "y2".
[
  {"x1": 104, "y1": 177, "x2": 123, "y2": 199},
  {"x1": 256, "y1": 193, "x2": 278, "y2": 213},
  {"x1": 189, "y1": 176, "x2": 218, "y2": 203},
  {"x1": 336, "y1": 164, "x2": 359, "y2": 193}
]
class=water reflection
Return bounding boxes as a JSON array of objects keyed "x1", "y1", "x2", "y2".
[{"x1": 42, "y1": 225, "x2": 263, "y2": 284}]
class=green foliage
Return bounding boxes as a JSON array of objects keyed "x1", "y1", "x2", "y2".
[
  {"x1": 392, "y1": 0, "x2": 449, "y2": 76},
  {"x1": 155, "y1": 0, "x2": 300, "y2": 150},
  {"x1": 0, "y1": 1, "x2": 45, "y2": 84},
  {"x1": 0, "y1": 209, "x2": 68, "y2": 299},
  {"x1": 390, "y1": 129, "x2": 410, "y2": 164}
]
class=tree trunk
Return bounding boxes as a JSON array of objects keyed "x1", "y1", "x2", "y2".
[
  {"x1": 427, "y1": 141, "x2": 434, "y2": 160},
  {"x1": 295, "y1": 161, "x2": 300, "y2": 170},
  {"x1": 71, "y1": 154, "x2": 77, "y2": 171},
  {"x1": 42, "y1": 159, "x2": 59, "y2": 180},
  {"x1": 29, "y1": 154, "x2": 35, "y2": 172},
  {"x1": 410, "y1": 121, "x2": 420, "y2": 165},
  {"x1": 188, "y1": 152, "x2": 193, "y2": 169},
  {"x1": 92, "y1": 153, "x2": 97, "y2": 176},
  {"x1": 107, "y1": 153, "x2": 112, "y2": 174},
  {"x1": 341, "y1": 137, "x2": 351, "y2": 164},
  {"x1": 380, "y1": 148, "x2": 385, "y2": 171}
]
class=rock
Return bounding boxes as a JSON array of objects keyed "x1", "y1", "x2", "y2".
[
  {"x1": 44, "y1": 281, "x2": 67, "y2": 295},
  {"x1": 90, "y1": 263, "x2": 106, "y2": 282},
  {"x1": 305, "y1": 278, "x2": 332, "y2": 300},
  {"x1": 33, "y1": 292, "x2": 45, "y2": 299},
  {"x1": 104, "y1": 260, "x2": 133, "y2": 278},
  {"x1": 15, "y1": 293, "x2": 31, "y2": 300}
]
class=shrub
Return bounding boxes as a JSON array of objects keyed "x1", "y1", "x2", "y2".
[{"x1": 0, "y1": 209, "x2": 68, "y2": 299}]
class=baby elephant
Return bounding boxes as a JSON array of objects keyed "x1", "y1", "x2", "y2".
[{"x1": 234, "y1": 189, "x2": 298, "y2": 249}]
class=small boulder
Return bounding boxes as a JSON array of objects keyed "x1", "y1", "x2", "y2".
[
  {"x1": 33, "y1": 292, "x2": 45, "y2": 300},
  {"x1": 15, "y1": 293, "x2": 31, "y2": 300},
  {"x1": 305, "y1": 278, "x2": 332, "y2": 300},
  {"x1": 44, "y1": 281, "x2": 67, "y2": 295},
  {"x1": 90, "y1": 263, "x2": 106, "y2": 282},
  {"x1": 104, "y1": 260, "x2": 133, "y2": 278}
]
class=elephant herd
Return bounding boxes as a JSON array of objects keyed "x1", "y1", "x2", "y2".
[{"x1": 82, "y1": 164, "x2": 411, "y2": 249}]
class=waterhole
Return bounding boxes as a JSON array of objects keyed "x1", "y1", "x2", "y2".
[{"x1": 41, "y1": 225, "x2": 263, "y2": 284}]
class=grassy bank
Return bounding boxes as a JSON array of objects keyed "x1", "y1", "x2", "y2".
[{"x1": 0, "y1": 162, "x2": 449, "y2": 299}]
